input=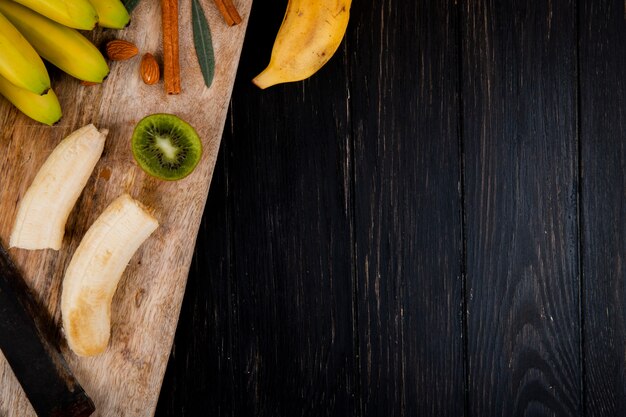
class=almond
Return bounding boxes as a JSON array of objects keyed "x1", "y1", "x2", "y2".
[
  {"x1": 106, "y1": 40, "x2": 139, "y2": 61},
  {"x1": 140, "y1": 53, "x2": 160, "y2": 85}
]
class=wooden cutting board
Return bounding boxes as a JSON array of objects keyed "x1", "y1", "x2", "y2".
[{"x1": 0, "y1": 0, "x2": 252, "y2": 415}]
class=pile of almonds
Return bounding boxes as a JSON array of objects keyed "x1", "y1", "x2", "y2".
[
  {"x1": 92, "y1": 0, "x2": 242, "y2": 94},
  {"x1": 105, "y1": 40, "x2": 160, "y2": 86}
]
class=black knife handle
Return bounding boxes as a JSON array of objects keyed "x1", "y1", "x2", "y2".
[{"x1": 0, "y1": 245, "x2": 95, "y2": 417}]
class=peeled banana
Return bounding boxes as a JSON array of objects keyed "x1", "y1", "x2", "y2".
[
  {"x1": 10, "y1": 124, "x2": 107, "y2": 250},
  {"x1": 88, "y1": 0, "x2": 130, "y2": 29},
  {"x1": 13, "y1": 0, "x2": 98, "y2": 30},
  {"x1": 0, "y1": 73, "x2": 60, "y2": 125},
  {"x1": 61, "y1": 194, "x2": 158, "y2": 357},
  {"x1": 0, "y1": 10, "x2": 50, "y2": 95},
  {"x1": 0, "y1": 0, "x2": 109, "y2": 83},
  {"x1": 252, "y1": 0, "x2": 351, "y2": 89}
]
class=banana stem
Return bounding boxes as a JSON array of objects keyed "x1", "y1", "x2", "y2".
[{"x1": 252, "y1": 67, "x2": 281, "y2": 89}]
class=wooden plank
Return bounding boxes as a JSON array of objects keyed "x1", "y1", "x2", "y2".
[
  {"x1": 154, "y1": 147, "x2": 236, "y2": 416},
  {"x1": 579, "y1": 0, "x2": 626, "y2": 414},
  {"x1": 0, "y1": 0, "x2": 252, "y2": 415},
  {"x1": 348, "y1": 0, "x2": 465, "y2": 414},
  {"x1": 462, "y1": 0, "x2": 581, "y2": 414},
  {"x1": 158, "y1": 0, "x2": 357, "y2": 413}
]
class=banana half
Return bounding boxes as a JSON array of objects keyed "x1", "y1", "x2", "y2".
[
  {"x1": 10, "y1": 124, "x2": 106, "y2": 250},
  {"x1": 61, "y1": 194, "x2": 158, "y2": 357}
]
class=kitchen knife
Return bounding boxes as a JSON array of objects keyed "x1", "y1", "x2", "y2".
[{"x1": 0, "y1": 244, "x2": 95, "y2": 417}]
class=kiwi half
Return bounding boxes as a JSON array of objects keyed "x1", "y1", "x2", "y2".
[{"x1": 131, "y1": 114, "x2": 202, "y2": 181}]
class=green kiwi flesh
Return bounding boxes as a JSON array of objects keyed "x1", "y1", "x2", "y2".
[{"x1": 131, "y1": 114, "x2": 202, "y2": 181}]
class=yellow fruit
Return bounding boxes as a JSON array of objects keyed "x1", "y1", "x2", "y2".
[
  {"x1": 88, "y1": 0, "x2": 129, "y2": 29},
  {"x1": 252, "y1": 0, "x2": 351, "y2": 89},
  {"x1": 0, "y1": 0, "x2": 109, "y2": 83},
  {"x1": 0, "y1": 10, "x2": 50, "y2": 94},
  {"x1": 13, "y1": 0, "x2": 97, "y2": 30},
  {"x1": 0, "y1": 73, "x2": 60, "y2": 125}
]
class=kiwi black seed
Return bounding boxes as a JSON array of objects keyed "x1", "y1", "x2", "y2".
[{"x1": 131, "y1": 113, "x2": 202, "y2": 181}]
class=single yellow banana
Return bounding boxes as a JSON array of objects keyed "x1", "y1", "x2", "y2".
[
  {"x1": 13, "y1": 0, "x2": 98, "y2": 29},
  {"x1": 252, "y1": 0, "x2": 351, "y2": 89},
  {"x1": 0, "y1": 10, "x2": 50, "y2": 95},
  {"x1": 88, "y1": 0, "x2": 129, "y2": 29},
  {"x1": 0, "y1": 73, "x2": 60, "y2": 125},
  {"x1": 0, "y1": 0, "x2": 109, "y2": 83},
  {"x1": 62, "y1": 194, "x2": 158, "y2": 357},
  {"x1": 10, "y1": 124, "x2": 107, "y2": 250}
]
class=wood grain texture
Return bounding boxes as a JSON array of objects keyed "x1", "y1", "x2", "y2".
[
  {"x1": 0, "y1": 0, "x2": 252, "y2": 415},
  {"x1": 144, "y1": 0, "x2": 626, "y2": 415},
  {"x1": 579, "y1": 0, "x2": 626, "y2": 414},
  {"x1": 156, "y1": 0, "x2": 357, "y2": 415},
  {"x1": 462, "y1": 0, "x2": 581, "y2": 415},
  {"x1": 348, "y1": 0, "x2": 465, "y2": 415},
  {"x1": 154, "y1": 144, "x2": 236, "y2": 416}
]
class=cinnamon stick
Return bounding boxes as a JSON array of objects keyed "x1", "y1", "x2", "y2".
[
  {"x1": 161, "y1": 0, "x2": 181, "y2": 94},
  {"x1": 213, "y1": 0, "x2": 242, "y2": 26}
]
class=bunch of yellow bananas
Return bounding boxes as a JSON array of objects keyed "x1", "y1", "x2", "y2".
[{"x1": 0, "y1": 0, "x2": 130, "y2": 125}]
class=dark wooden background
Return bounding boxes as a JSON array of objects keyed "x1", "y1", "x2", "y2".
[{"x1": 154, "y1": 0, "x2": 626, "y2": 415}]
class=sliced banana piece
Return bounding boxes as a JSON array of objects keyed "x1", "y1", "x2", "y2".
[
  {"x1": 62, "y1": 194, "x2": 158, "y2": 357},
  {"x1": 10, "y1": 124, "x2": 107, "y2": 250}
]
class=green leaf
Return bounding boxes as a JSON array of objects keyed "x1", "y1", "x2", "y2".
[
  {"x1": 122, "y1": 0, "x2": 141, "y2": 13},
  {"x1": 192, "y1": 0, "x2": 215, "y2": 89}
]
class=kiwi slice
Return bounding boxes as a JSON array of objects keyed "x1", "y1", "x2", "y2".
[{"x1": 131, "y1": 113, "x2": 202, "y2": 181}]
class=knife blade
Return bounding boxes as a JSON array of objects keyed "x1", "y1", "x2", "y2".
[{"x1": 0, "y1": 244, "x2": 95, "y2": 417}]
